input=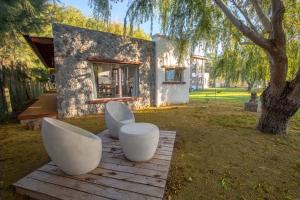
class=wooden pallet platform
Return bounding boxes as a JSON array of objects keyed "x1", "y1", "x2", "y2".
[{"x1": 13, "y1": 129, "x2": 176, "y2": 200}]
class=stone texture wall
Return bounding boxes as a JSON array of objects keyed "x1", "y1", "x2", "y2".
[{"x1": 53, "y1": 24, "x2": 156, "y2": 118}]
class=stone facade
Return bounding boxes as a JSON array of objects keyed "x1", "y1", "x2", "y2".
[{"x1": 53, "y1": 24, "x2": 156, "y2": 118}]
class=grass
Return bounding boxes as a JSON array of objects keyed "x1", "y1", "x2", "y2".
[
  {"x1": 1, "y1": 88, "x2": 300, "y2": 200},
  {"x1": 190, "y1": 87, "x2": 260, "y2": 104}
]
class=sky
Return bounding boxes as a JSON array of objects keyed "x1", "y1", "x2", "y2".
[{"x1": 61, "y1": 0, "x2": 161, "y2": 34}]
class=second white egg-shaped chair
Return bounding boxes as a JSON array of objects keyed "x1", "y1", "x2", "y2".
[{"x1": 104, "y1": 101, "x2": 135, "y2": 139}]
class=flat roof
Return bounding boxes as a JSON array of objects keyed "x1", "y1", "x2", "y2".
[{"x1": 23, "y1": 35, "x2": 54, "y2": 68}]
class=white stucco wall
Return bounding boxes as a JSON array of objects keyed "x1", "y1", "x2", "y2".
[
  {"x1": 152, "y1": 35, "x2": 190, "y2": 106},
  {"x1": 190, "y1": 57, "x2": 210, "y2": 90}
]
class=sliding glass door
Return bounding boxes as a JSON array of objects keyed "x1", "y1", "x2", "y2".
[{"x1": 92, "y1": 63, "x2": 139, "y2": 99}]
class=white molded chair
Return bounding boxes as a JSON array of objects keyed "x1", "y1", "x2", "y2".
[
  {"x1": 104, "y1": 101, "x2": 135, "y2": 139},
  {"x1": 41, "y1": 117, "x2": 102, "y2": 175}
]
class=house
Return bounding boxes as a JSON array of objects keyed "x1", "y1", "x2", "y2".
[
  {"x1": 25, "y1": 24, "x2": 191, "y2": 118},
  {"x1": 190, "y1": 55, "x2": 209, "y2": 90}
]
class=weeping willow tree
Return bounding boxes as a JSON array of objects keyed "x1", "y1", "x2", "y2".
[
  {"x1": 89, "y1": 0, "x2": 300, "y2": 135},
  {"x1": 213, "y1": 44, "x2": 269, "y2": 90}
]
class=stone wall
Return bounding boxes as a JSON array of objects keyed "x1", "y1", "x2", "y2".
[{"x1": 53, "y1": 24, "x2": 156, "y2": 118}]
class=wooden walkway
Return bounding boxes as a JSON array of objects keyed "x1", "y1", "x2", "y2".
[
  {"x1": 13, "y1": 129, "x2": 176, "y2": 200},
  {"x1": 17, "y1": 93, "x2": 57, "y2": 121}
]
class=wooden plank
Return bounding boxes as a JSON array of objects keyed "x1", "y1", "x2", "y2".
[
  {"x1": 90, "y1": 168, "x2": 166, "y2": 188},
  {"x1": 102, "y1": 151, "x2": 172, "y2": 161},
  {"x1": 100, "y1": 162, "x2": 168, "y2": 180},
  {"x1": 38, "y1": 165, "x2": 165, "y2": 197},
  {"x1": 16, "y1": 187, "x2": 60, "y2": 200},
  {"x1": 159, "y1": 131, "x2": 177, "y2": 136},
  {"x1": 101, "y1": 140, "x2": 174, "y2": 150},
  {"x1": 101, "y1": 153, "x2": 170, "y2": 166},
  {"x1": 17, "y1": 93, "x2": 57, "y2": 120},
  {"x1": 102, "y1": 147, "x2": 173, "y2": 156},
  {"x1": 45, "y1": 163, "x2": 166, "y2": 188},
  {"x1": 103, "y1": 143, "x2": 174, "y2": 153},
  {"x1": 14, "y1": 177, "x2": 109, "y2": 200},
  {"x1": 31, "y1": 170, "x2": 161, "y2": 200},
  {"x1": 101, "y1": 156, "x2": 169, "y2": 172}
]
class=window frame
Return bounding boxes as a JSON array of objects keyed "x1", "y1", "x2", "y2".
[
  {"x1": 163, "y1": 67, "x2": 186, "y2": 84},
  {"x1": 91, "y1": 63, "x2": 140, "y2": 100}
]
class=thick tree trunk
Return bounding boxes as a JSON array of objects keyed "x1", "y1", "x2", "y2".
[{"x1": 257, "y1": 82, "x2": 299, "y2": 135}]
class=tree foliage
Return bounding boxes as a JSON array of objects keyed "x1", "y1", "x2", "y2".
[
  {"x1": 0, "y1": 0, "x2": 47, "y2": 44},
  {"x1": 213, "y1": 44, "x2": 269, "y2": 89},
  {"x1": 39, "y1": 4, "x2": 150, "y2": 40}
]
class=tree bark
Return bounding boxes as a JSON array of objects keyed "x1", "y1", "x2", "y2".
[{"x1": 257, "y1": 82, "x2": 299, "y2": 134}]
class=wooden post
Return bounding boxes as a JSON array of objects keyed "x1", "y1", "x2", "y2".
[
  {"x1": 2, "y1": 67, "x2": 13, "y2": 115},
  {"x1": 3, "y1": 87, "x2": 12, "y2": 114},
  {"x1": 118, "y1": 66, "x2": 122, "y2": 97}
]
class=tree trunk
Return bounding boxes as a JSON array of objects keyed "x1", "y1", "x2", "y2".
[
  {"x1": 257, "y1": 82, "x2": 299, "y2": 134},
  {"x1": 247, "y1": 82, "x2": 254, "y2": 91}
]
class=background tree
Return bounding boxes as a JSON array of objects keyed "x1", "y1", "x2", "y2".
[
  {"x1": 90, "y1": 0, "x2": 300, "y2": 135},
  {"x1": 212, "y1": 43, "x2": 269, "y2": 90},
  {"x1": 39, "y1": 4, "x2": 150, "y2": 40}
]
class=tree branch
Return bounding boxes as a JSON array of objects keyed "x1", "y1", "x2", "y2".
[
  {"x1": 251, "y1": 0, "x2": 272, "y2": 33},
  {"x1": 230, "y1": 0, "x2": 258, "y2": 33},
  {"x1": 271, "y1": 0, "x2": 286, "y2": 46},
  {"x1": 214, "y1": 0, "x2": 271, "y2": 50}
]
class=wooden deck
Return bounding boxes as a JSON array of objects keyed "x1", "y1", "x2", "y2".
[
  {"x1": 13, "y1": 129, "x2": 176, "y2": 200},
  {"x1": 17, "y1": 93, "x2": 57, "y2": 121}
]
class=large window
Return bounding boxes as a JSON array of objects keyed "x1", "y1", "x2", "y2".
[
  {"x1": 165, "y1": 68, "x2": 184, "y2": 82},
  {"x1": 92, "y1": 63, "x2": 139, "y2": 99}
]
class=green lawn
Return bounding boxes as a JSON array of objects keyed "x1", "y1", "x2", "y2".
[
  {"x1": 190, "y1": 87, "x2": 259, "y2": 103},
  {"x1": 1, "y1": 88, "x2": 300, "y2": 200}
]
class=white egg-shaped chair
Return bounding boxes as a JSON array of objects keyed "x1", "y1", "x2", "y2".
[
  {"x1": 104, "y1": 101, "x2": 135, "y2": 139},
  {"x1": 41, "y1": 117, "x2": 102, "y2": 175}
]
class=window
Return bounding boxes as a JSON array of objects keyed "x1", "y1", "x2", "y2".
[
  {"x1": 165, "y1": 68, "x2": 184, "y2": 82},
  {"x1": 92, "y1": 63, "x2": 139, "y2": 99}
]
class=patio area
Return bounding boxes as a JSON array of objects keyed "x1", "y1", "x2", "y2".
[{"x1": 13, "y1": 130, "x2": 176, "y2": 200}]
